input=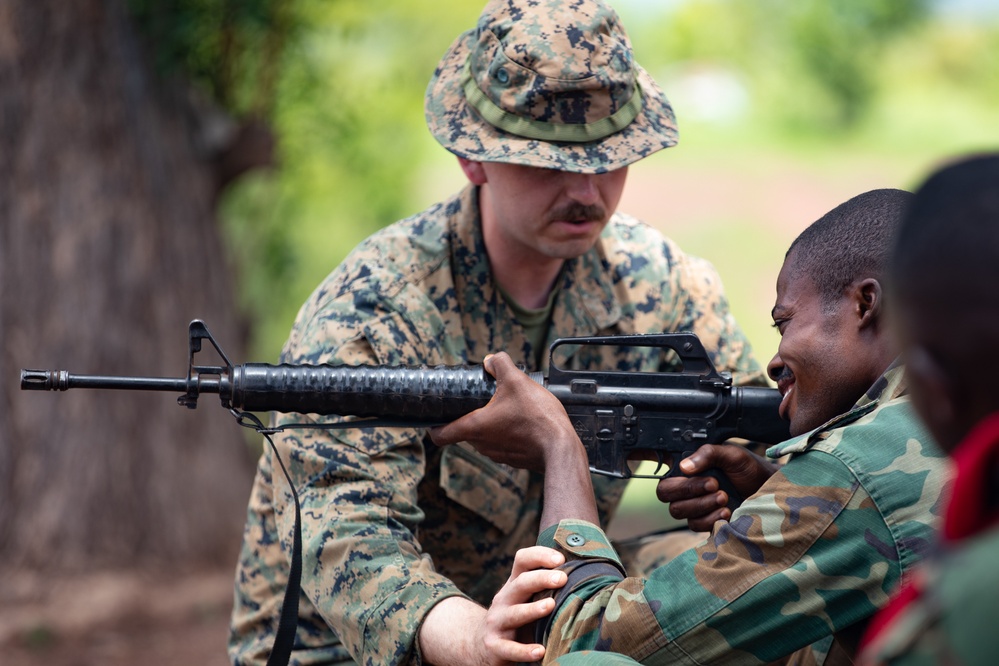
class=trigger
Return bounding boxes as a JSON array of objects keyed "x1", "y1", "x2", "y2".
[{"x1": 651, "y1": 452, "x2": 665, "y2": 477}]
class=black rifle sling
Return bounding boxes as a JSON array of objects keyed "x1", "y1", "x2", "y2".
[
  {"x1": 266, "y1": 432, "x2": 302, "y2": 666},
  {"x1": 233, "y1": 411, "x2": 301, "y2": 666}
]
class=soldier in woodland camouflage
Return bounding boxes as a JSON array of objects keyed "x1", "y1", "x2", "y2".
[
  {"x1": 434, "y1": 189, "x2": 952, "y2": 665},
  {"x1": 227, "y1": 1, "x2": 764, "y2": 664}
]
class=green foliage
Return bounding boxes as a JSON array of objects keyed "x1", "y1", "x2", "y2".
[
  {"x1": 624, "y1": 0, "x2": 935, "y2": 133},
  {"x1": 126, "y1": 0, "x2": 291, "y2": 115},
  {"x1": 128, "y1": 0, "x2": 482, "y2": 358},
  {"x1": 777, "y1": 0, "x2": 930, "y2": 129}
]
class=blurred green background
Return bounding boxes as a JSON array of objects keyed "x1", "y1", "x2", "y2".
[{"x1": 132, "y1": 0, "x2": 999, "y2": 530}]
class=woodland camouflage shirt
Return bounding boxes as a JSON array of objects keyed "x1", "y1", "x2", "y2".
[
  {"x1": 537, "y1": 363, "x2": 951, "y2": 665},
  {"x1": 227, "y1": 184, "x2": 763, "y2": 665}
]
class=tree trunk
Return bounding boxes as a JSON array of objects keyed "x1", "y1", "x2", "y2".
[{"x1": 0, "y1": 0, "x2": 256, "y2": 571}]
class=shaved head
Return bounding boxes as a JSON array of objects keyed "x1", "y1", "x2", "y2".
[{"x1": 786, "y1": 189, "x2": 912, "y2": 307}]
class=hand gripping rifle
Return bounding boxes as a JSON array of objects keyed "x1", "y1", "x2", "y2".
[
  {"x1": 21, "y1": 319, "x2": 790, "y2": 480},
  {"x1": 20, "y1": 319, "x2": 789, "y2": 666}
]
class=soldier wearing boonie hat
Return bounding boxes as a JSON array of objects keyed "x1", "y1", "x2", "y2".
[
  {"x1": 425, "y1": 0, "x2": 678, "y2": 173},
  {"x1": 228, "y1": 1, "x2": 763, "y2": 664}
]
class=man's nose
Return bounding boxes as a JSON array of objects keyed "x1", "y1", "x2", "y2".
[
  {"x1": 564, "y1": 174, "x2": 600, "y2": 205},
  {"x1": 767, "y1": 353, "x2": 784, "y2": 382}
]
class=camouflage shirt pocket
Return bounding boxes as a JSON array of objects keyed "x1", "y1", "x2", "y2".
[{"x1": 439, "y1": 442, "x2": 530, "y2": 534}]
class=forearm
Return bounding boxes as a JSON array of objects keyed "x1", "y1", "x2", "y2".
[
  {"x1": 540, "y1": 434, "x2": 599, "y2": 532},
  {"x1": 418, "y1": 596, "x2": 488, "y2": 665},
  {"x1": 543, "y1": 458, "x2": 895, "y2": 663}
]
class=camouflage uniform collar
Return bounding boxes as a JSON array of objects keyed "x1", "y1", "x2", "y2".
[
  {"x1": 768, "y1": 357, "x2": 908, "y2": 457},
  {"x1": 856, "y1": 357, "x2": 907, "y2": 408}
]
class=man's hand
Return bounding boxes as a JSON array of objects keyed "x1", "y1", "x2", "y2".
[
  {"x1": 480, "y1": 546, "x2": 567, "y2": 664},
  {"x1": 656, "y1": 444, "x2": 778, "y2": 531},
  {"x1": 419, "y1": 547, "x2": 567, "y2": 665},
  {"x1": 429, "y1": 352, "x2": 579, "y2": 473},
  {"x1": 431, "y1": 351, "x2": 598, "y2": 529}
]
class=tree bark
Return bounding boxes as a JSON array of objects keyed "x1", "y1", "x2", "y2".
[{"x1": 0, "y1": 0, "x2": 256, "y2": 570}]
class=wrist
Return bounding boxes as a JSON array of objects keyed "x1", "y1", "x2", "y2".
[{"x1": 541, "y1": 427, "x2": 586, "y2": 469}]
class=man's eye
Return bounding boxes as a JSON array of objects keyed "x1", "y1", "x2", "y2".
[{"x1": 771, "y1": 319, "x2": 788, "y2": 334}]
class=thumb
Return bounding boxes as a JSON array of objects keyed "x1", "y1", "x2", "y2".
[
  {"x1": 428, "y1": 411, "x2": 484, "y2": 446},
  {"x1": 678, "y1": 444, "x2": 726, "y2": 475},
  {"x1": 429, "y1": 352, "x2": 517, "y2": 446},
  {"x1": 483, "y1": 351, "x2": 517, "y2": 380}
]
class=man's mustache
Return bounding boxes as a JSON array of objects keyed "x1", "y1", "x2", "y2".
[{"x1": 547, "y1": 202, "x2": 605, "y2": 223}]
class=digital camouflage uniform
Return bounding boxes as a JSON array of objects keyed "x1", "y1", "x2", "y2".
[
  {"x1": 227, "y1": 185, "x2": 763, "y2": 665},
  {"x1": 858, "y1": 412, "x2": 999, "y2": 666},
  {"x1": 536, "y1": 362, "x2": 951, "y2": 665}
]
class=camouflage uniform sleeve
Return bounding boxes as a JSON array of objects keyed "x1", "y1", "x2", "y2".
[
  {"x1": 664, "y1": 237, "x2": 765, "y2": 386},
  {"x1": 264, "y1": 286, "x2": 470, "y2": 664},
  {"x1": 540, "y1": 452, "x2": 898, "y2": 664}
]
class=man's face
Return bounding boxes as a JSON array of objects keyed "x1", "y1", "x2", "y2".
[
  {"x1": 767, "y1": 253, "x2": 879, "y2": 437},
  {"x1": 476, "y1": 161, "x2": 628, "y2": 261}
]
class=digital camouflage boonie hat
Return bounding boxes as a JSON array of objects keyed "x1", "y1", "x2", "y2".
[{"x1": 425, "y1": 0, "x2": 679, "y2": 174}]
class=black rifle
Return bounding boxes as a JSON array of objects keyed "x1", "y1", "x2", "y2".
[{"x1": 21, "y1": 319, "x2": 789, "y2": 480}]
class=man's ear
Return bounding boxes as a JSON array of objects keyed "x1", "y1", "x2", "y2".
[
  {"x1": 457, "y1": 157, "x2": 487, "y2": 185},
  {"x1": 853, "y1": 278, "x2": 882, "y2": 330}
]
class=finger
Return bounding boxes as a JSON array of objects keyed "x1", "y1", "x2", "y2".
[
  {"x1": 656, "y1": 475, "x2": 719, "y2": 503},
  {"x1": 426, "y1": 424, "x2": 448, "y2": 445},
  {"x1": 511, "y1": 546, "x2": 564, "y2": 577},
  {"x1": 687, "y1": 506, "x2": 732, "y2": 532},
  {"x1": 481, "y1": 353, "x2": 496, "y2": 377},
  {"x1": 665, "y1": 492, "x2": 728, "y2": 521},
  {"x1": 492, "y1": 571, "x2": 565, "y2": 614},
  {"x1": 427, "y1": 411, "x2": 483, "y2": 446},
  {"x1": 681, "y1": 443, "x2": 763, "y2": 478},
  {"x1": 497, "y1": 570, "x2": 567, "y2": 606},
  {"x1": 484, "y1": 351, "x2": 517, "y2": 380},
  {"x1": 483, "y1": 634, "x2": 546, "y2": 664},
  {"x1": 492, "y1": 595, "x2": 557, "y2": 631},
  {"x1": 483, "y1": 596, "x2": 555, "y2": 662},
  {"x1": 677, "y1": 444, "x2": 728, "y2": 475}
]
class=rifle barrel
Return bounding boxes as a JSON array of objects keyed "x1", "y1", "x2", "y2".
[{"x1": 20, "y1": 369, "x2": 191, "y2": 393}]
